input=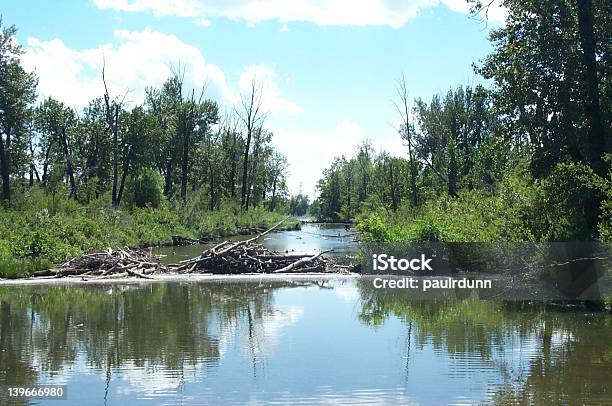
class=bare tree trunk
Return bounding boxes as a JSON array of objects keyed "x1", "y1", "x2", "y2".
[
  {"x1": 180, "y1": 130, "x2": 190, "y2": 202},
  {"x1": 246, "y1": 137, "x2": 261, "y2": 209},
  {"x1": 28, "y1": 139, "x2": 40, "y2": 186},
  {"x1": 389, "y1": 161, "x2": 398, "y2": 211},
  {"x1": 576, "y1": 0, "x2": 606, "y2": 235},
  {"x1": 163, "y1": 161, "x2": 173, "y2": 196},
  {"x1": 230, "y1": 133, "x2": 237, "y2": 198},
  {"x1": 238, "y1": 80, "x2": 265, "y2": 210},
  {"x1": 270, "y1": 175, "x2": 278, "y2": 211},
  {"x1": 180, "y1": 97, "x2": 196, "y2": 202},
  {"x1": 396, "y1": 75, "x2": 418, "y2": 206},
  {"x1": 0, "y1": 130, "x2": 10, "y2": 204},
  {"x1": 111, "y1": 106, "x2": 119, "y2": 207},
  {"x1": 41, "y1": 138, "x2": 52, "y2": 187},
  {"x1": 576, "y1": 0, "x2": 606, "y2": 176},
  {"x1": 241, "y1": 132, "x2": 252, "y2": 209},
  {"x1": 116, "y1": 146, "x2": 132, "y2": 206},
  {"x1": 60, "y1": 126, "x2": 78, "y2": 200}
]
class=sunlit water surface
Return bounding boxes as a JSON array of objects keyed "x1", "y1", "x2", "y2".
[{"x1": 0, "y1": 278, "x2": 610, "y2": 405}]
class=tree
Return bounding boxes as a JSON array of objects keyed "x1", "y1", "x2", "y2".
[
  {"x1": 395, "y1": 75, "x2": 419, "y2": 206},
  {"x1": 145, "y1": 73, "x2": 218, "y2": 202},
  {"x1": 35, "y1": 98, "x2": 78, "y2": 200},
  {"x1": 220, "y1": 115, "x2": 242, "y2": 199},
  {"x1": 267, "y1": 152, "x2": 288, "y2": 211},
  {"x1": 101, "y1": 61, "x2": 125, "y2": 207},
  {"x1": 289, "y1": 194, "x2": 310, "y2": 216},
  {"x1": 576, "y1": 0, "x2": 606, "y2": 176},
  {"x1": 0, "y1": 18, "x2": 37, "y2": 204},
  {"x1": 475, "y1": 0, "x2": 611, "y2": 233},
  {"x1": 237, "y1": 79, "x2": 266, "y2": 210},
  {"x1": 74, "y1": 98, "x2": 112, "y2": 198},
  {"x1": 115, "y1": 106, "x2": 157, "y2": 206},
  {"x1": 128, "y1": 168, "x2": 163, "y2": 208}
]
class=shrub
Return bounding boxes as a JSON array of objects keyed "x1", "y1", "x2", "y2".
[{"x1": 127, "y1": 168, "x2": 164, "y2": 208}]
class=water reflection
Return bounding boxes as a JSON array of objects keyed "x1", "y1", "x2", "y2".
[
  {"x1": 0, "y1": 279, "x2": 610, "y2": 405},
  {"x1": 358, "y1": 280, "x2": 612, "y2": 404}
]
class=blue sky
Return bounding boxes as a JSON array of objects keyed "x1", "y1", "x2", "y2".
[{"x1": 3, "y1": 0, "x2": 504, "y2": 198}]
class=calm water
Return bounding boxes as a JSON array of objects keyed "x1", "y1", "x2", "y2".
[{"x1": 0, "y1": 279, "x2": 610, "y2": 405}]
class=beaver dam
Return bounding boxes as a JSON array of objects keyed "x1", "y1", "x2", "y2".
[{"x1": 27, "y1": 219, "x2": 358, "y2": 280}]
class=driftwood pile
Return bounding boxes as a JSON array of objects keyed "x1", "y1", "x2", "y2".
[
  {"x1": 31, "y1": 247, "x2": 167, "y2": 279},
  {"x1": 174, "y1": 241, "x2": 334, "y2": 274},
  {"x1": 173, "y1": 218, "x2": 337, "y2": 274}
]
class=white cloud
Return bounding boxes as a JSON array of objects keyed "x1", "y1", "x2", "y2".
[
  {"x1": 239, "y1": 64, "x2": 302, "y2": 117},
  {"x1": 272, "y1": 121, "x2": 405, "y2": 198},
  {"x1": 93, "y1": 0, "x2": 507, "y2": 27},
  {"x1": 21, "y1": 28, "x2": 237, "y2": 108},
  {"x1": 93, "y1": 0, "x2": 202, "y2": 17},
  {"x1": 194, "y1": 17, "x2": 212, "y2": 26}
]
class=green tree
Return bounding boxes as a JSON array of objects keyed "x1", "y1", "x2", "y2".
[
  {"x1": 35, "y1": 98, "x2": 78, "y2": 200},
  {"x1": 413, "y1": 85, "x2": 501, "y2": 196},
  {"x1": 128, "y1": 168, "x2": 164, "y2": 208},
  {"x1": 0, "y1": 18, "x2": 37, "y2": 204},
  {"x1": 474, "y1": 0, "x2": 611, "y2": 234},
  {"x1": 289, "y1": 193, "x2": 310, "y2": 216}
]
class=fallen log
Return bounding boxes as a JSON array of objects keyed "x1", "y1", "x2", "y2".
[
  {"x1": 273, "y1": 249, "x2": 333, "y2": 273},
  {"x1": 214, "y1": 217, "x2": 289, "y2": 257},
  {"x1": 126, "y1": 268, "x2": 155, "y2": 280}
]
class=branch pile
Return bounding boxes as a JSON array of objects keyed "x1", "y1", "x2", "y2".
[
  {"x1": 172, "y1": 216, "x2": 349, "y2": 274},
  {"x1": 31, "y1": 248, "x2": 167, "y2": 279},
  {"x1": 173, "y1": 240, "x2": 335, "y2": 274}
]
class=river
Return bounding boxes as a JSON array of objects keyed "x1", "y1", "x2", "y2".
[
  {"x1": 153, "y1": 223, "x2": 360, "y2": 264},
  {"x1": 0, "y1": 224, "x2": 610, "y2": 405}
]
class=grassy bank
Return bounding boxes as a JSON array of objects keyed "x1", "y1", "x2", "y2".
[{"x1": 0, "y1": 189, "x2": 298, "y2": 278}]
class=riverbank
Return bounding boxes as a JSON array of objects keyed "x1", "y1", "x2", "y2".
[
  {"x1": 0, "y1": 272, "x2": 359, "y2": 285},
  {"x1": 0, "y1": 194, "x2": 299, "y2": 278}
]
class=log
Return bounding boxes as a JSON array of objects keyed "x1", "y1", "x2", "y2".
[
  {"x1": 215, "y1": 217, "x2": 290, "y2": 256},
  {"x1": 126, "y1": 269, "x2": 155, "y2": 279},
  {"x1": 273, "y1": 249, "x2": 333, "y2": 273},
  {"x1": 56, "y1": 268, "x2": 90, "y2": 277},
  {"x1": 31, "y1": 269, "x2": 56, "y2": 277}
]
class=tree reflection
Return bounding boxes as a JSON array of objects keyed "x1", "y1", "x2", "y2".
[
  {"x1": 356, "y1": 280, "x2": 612, "y2": 404},
  {"x1": 0, "y1": 281, "x2": 305, "y2": 403}
]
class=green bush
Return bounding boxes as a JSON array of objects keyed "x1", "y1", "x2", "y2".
[
  {"x1": 527, "y1": 161, "x2": 609, "y2": 241},
  {"x1": 127, "y1": 168, "x2": 164, "y2": 208},
  {"x1": 0, "y1": 258, "x2": 54, "y2": 279}
]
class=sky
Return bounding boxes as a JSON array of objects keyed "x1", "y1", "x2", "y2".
[{"x1": 2, "y1": 0, "x2": 505, "y2": 199}]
